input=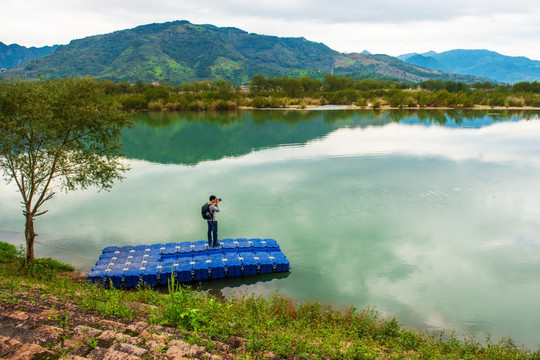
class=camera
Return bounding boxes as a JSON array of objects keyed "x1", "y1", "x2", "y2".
[{"x1": 217, "y1": 198, "x2": 222, "y2": 201}]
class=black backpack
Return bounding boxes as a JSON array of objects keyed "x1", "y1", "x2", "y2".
[{"x1": 201, "y1": 203, "x2": 213, "y2": 220}]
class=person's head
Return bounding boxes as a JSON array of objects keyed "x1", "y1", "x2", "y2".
[{"x1": 209, "y1": 195, "x2": 217, "y2": 203}]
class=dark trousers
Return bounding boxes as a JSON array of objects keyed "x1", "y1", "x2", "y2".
[{"x1": 207, "y1": 220, "x2": 218, "y2": 246}]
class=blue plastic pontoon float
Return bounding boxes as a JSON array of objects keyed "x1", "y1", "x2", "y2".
[{"x1": 87, "y1": 238, "x2": 290, "y2": 289}]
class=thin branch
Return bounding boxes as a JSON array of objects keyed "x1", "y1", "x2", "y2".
[
  {"x1": 34, "y1": 210, "x2": 49, "y2": 217},
  {"x1": 30, "y1": 131, "x2": 70, "y2": 215},
  {"x1": 34, "y1": 191, "x2": 55, "y2": 211},
  {"x1": 5, "y1": 155, "x2": 29, "y2": 206}
]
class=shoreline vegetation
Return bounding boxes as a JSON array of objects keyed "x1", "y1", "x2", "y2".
[
  {"x1": 88, "y1": 75, "x2": 540, "y2": 112},
  {"x1": 238, "y1": 104, "x2": 540, "y2": 111},
  {"x1": 1, "y1": 242, "x2": 538, "y2": 359}
]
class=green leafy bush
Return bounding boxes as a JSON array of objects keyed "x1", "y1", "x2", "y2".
[{"x1": 0, "y1": 242, "x2": 17, "y2": 263}]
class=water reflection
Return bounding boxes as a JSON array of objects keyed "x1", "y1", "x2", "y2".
[{"x1": 123, "y1": 110, "x2": 539, "y2": 165}]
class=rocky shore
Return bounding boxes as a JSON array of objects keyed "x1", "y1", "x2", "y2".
[{"x1": 0, "y1": 284, "x2": 276, "y2": 360}]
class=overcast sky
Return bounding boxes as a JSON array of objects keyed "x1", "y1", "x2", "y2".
[{"x1": 3, "y1": 0, "x2": 540, "y2": 60}]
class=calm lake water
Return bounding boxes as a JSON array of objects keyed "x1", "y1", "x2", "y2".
[{"x1": 2, "y1": 109, "x2": 540, "y2": 348}]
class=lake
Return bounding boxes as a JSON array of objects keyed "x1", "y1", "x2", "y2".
[{"x1": 1, "y1": 109, "x2": 540, "y2": 348}]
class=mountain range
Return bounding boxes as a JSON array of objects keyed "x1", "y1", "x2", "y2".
[
  {"x1": 1, "y1": 21, "x2": 485, "y2": 84},
  {"x1": 2, "y1": 21, "x2": 538, "y2": 84},
  {"x1": 0, "y1": 42, "x2": 58, "y2": 70},
  {"x1": 398, "y1": 50, "x2": 540, "y2": 83}
]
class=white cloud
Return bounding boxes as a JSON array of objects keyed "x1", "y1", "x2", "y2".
[
  {"x1": 213, "y1": 119, "x2": 540, "y2": 166},
  {"x1": 1, "y1": 0, "x2": 540, "y2": 60}
]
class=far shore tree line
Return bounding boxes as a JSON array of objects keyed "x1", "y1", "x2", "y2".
[{"x1": 92, "y1": 75, "x2": 540, "y2": 111}]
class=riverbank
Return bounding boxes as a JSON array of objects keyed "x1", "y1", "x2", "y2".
[
  {"x1": 238, "y1": 104, "x2": 540, "y2": 111},
  {"x1": 0, "y1": 243, "x2": 538, "y2": 359}
]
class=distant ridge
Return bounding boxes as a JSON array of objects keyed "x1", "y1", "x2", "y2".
[
  {"x1": 399, "y1": 49, "x2": 540, "y2": 83},
  {"x1": 403, "y1": 54, "x2": 447, "y2": 72},
  {"x1": 3, "y1": 21, "x2": 488, "y2": 84},
  {"x1": 0, "y1": 42, "x2": 58, "y2": 70}
]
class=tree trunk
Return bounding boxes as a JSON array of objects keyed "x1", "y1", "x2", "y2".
[{"x1": 25, "y1": 213, "x2": 35, "y2": 264}]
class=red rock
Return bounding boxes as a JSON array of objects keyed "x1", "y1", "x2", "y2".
[
  {"x1": 263, "y1": 350, "x2": 280, "y2": 359},
  {"x1": 88, "y1": 347, "x2": 141, "y2": 360},
  {"x1": 0, "y1": 335, "x2": 22, "y2": 357},
  {"x1": 7, "y1": 311, "x2": 30, "y2": 321},
  {"x1": 99, "y1": 319, "x2": 126, "y2": 330},
  {"x1": 206, "y1": 354, "x2": 223, "y2": 360},
  {"x1": 60, "y1": 334, "x2": 85, "y2": 348},
  {"x1": 126, "y1": 321, "x2": 149, "y2": 333},
  {"x1": 146, "y1": 339, "x2": 165, "y2": 352},
  {"x1": 96, "y1": 329, "x2": 118, "y2": 348},
  {"x1": 97, "y1": 330, "x2": 117, "y2": 342},
  {"x1": 189, "y1": 344, "x2": 206, "y2": 358},
  {"x1": 64, "y1": 355, "x2": 86, "y2": 360},
  {"x1": 147, "y1": 324, "x2": 175, "y2": 335},
  {"x1": 8, "y1": 343, "x2": 53, "y2": 360},
  {"x1": 111, "y1": 342, "x2": 147, "y2": 357},
  {"x1": 166, "y1": 340, "x2": 191, "y2": 357},
  {"x1": 37, "y1": 309, "x2": 55, "y2": 320},
  {"x1": 30, "y1": 324, "x2": 65, "y2": 345},
  {"x1": 73, "y1": 324, "x2": 103, "y2": 337}
]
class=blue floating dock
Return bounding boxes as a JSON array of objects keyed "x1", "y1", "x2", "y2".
[{"x1": 87, "y1": 238, "x2": 290, "y2": 289}]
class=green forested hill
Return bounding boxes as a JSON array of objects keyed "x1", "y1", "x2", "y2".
[{"x1": 3, "y1": 21, "x2": 486, "y2": 84}]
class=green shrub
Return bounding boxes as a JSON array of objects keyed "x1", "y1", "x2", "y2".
[
  {"x1": 355, "y1": 97, "x2": 368, "y2": 107},
  {"x1": 120, "y1": 94, "x2": 148, "y2": 110},
  {"x1": 34, "y1": 257, "x2": 75, "y2": 272},
  {"x1": 164, "y1": 102, "x2": 180, "y2": 111},
  {"x1": 523, "y1": 94, "x2": 540, "y2": 107},
  {"x1": 213, "y1": 100, "x2": 237, "y2": 111},
  {"x1": 187, "y1": 100, "x2": 205, "y2": 111},
  {"x1": 250, "y1": 96, "x2": 269, "y2": 108},
  {"x1": 0, "y1": 242, "x2": 17, "y2": 263},
  {"x1": 488, "y1": 93, "x2": 507, "y2": 107},
  {"x1": 504, "y1": 97, "x2": 525, "y2": 107},
  {"x1": 388, "y1": 91, "x2": 408, "y2": 107},
  {"x1": 148, "y1": 100, "x2": 164, "y2": 111},
  {"x1": 18, "y1": 257, "x2": 75, "y2": 280}
]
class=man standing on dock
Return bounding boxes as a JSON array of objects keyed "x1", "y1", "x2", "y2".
[{"x1": 207, "y1": 195, "x2": 220, "y2": 247}]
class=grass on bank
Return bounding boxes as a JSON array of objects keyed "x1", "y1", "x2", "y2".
[{"x1": 0, "y1": 241, "x2": 538, "y2": 359}]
